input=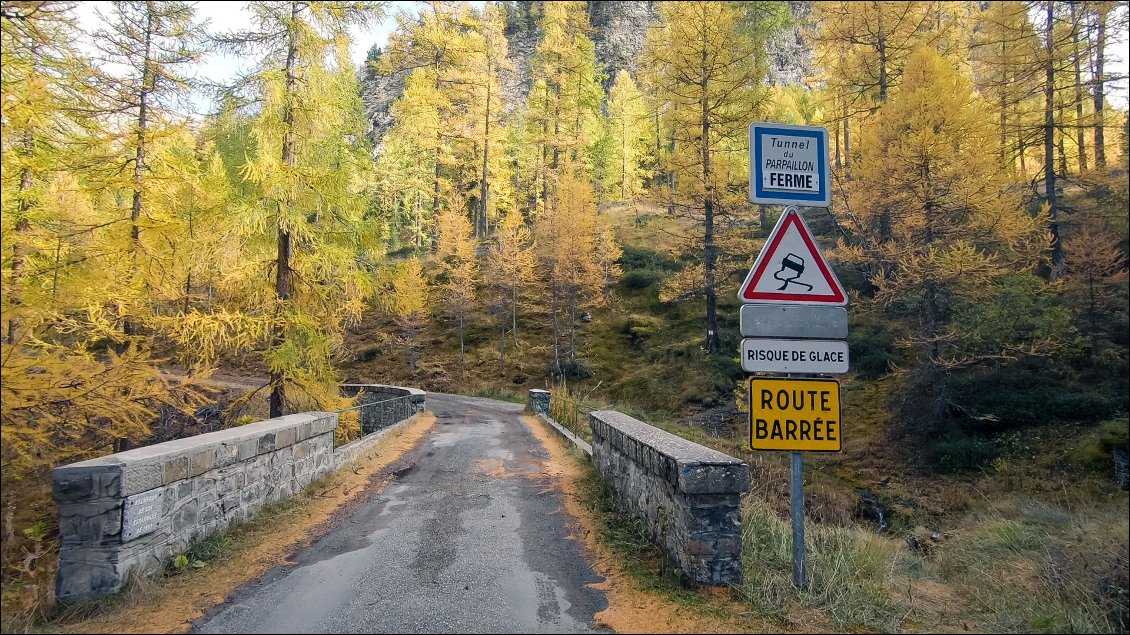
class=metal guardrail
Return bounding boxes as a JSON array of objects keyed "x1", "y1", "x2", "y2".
[
  {"x1": 334, "y1": 394, "x2": 415, "y2": 448},
  {"x1": 548, "y1": 393, "x2": 596, "y2": 443}
]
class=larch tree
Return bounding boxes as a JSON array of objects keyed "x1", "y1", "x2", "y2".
[
  {"x1": 435, "y1": 210, "x2": 478, "y2": 361},
  {"x1": 528, "y1": 0, "x2": 604, "y2": 202},
  {"x1": 384, "y1": 69, "x2": 444, "y2": 246},
  {"x1": 642, "y1": 1, "x2": 766, "y2": 355},
  {"x1": 1091, "y1": 1, "x2": 1111, "y2": 169},
  {"x1": 1064, "y1": 210, "x2": 1129, "y2": 363},
  {"x1": 379, "y1": 1, "x2": 475, "y2": 245},
  {"x1": 92, "y1": 0, "x2": 204, "y2": 336},
  {"x1": 372, "y1": 257, "x2": 428, "y2": 369},
  {"x1": 1036, "y1": 0, "x2": 1079, "y2": 279},
  {"x1": 535, "y1": 164, "x2": 619, "y2": 376},
  {"x1": 1, "y1": 0, "x2": 92, "y2": 345},
  {"x1": 466, "y1": 1, "x2": 512, "y2": 237},
  {"x1": 604, "y1": 69, "x2": 650, "y2": 201},
  {"x1": 217, "y1": 1, "x2": 384, "y2": 417},
  {"x1": 812, "y1": 2, "x2": 965, "y2": 115},
  {"x1": 483, "y1": 210, "x2": 535, "y2": 377},
  {"x1": 842, "y1": 47, "x2": 1046, "y2": 423},
  {"x1": 1, "y1": 0, "x2": 202, "y2": 546},
  {"x1": 970, "y1": 1, "x2": 1042, "y2": 176},
  {"x1": 1070, "y1": 1, "x2": 1088, "y2": 173}
]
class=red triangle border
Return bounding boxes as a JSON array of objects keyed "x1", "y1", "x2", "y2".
[{"x1": 739, "y1": 210, "x2": 846, "y2": 304}]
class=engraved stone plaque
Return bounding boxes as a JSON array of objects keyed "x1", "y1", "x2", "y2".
[{"x1": 121, "y1": 489, "x2": 163, "y2": 543}]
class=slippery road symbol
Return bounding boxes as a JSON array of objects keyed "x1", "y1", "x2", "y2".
[{"x1": 773, "y1": 253, "x2": 813, "y2": 292}]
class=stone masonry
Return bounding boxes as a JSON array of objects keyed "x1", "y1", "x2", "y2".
[
  {"x1": 54, "y1": 385, "x2": 425, "y2": 603},
  {"x1": 527, "y1": 389, "x2": 550, "y2": 417},
  {"x1": 589, "y1": 410, "x2": 748, "y2": 586},
  {"x1": 341, "y1": 384, "x2": 426, "y2": 434}
]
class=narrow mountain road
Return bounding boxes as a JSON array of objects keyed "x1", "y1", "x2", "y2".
[{"x1": 193, "y1": 394, "x2": 608, "y2": 634}]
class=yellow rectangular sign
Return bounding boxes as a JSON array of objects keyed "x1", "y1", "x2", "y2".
[{"x1": 749, "y1": 377, "x2": 841, "y2": 452}]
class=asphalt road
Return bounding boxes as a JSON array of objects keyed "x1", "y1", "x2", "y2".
[{"x1": 194, "y1": 393, "x2": 608, "y2": 634}]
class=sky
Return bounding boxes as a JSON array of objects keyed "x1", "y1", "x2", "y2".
[{"x1": 70, "y1": 1, "x2": 1129, "y2": 114}]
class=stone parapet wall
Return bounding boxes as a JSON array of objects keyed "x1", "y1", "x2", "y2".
[
  {"x1": 54, "y1": 385, "x2": 426, "y2": 603},
  {"x1": 341, "y1": 384, "x2": 426, "y2": 434},
  {"x1": 589, "y1": 410, "x2": 748, "y2": 586}
]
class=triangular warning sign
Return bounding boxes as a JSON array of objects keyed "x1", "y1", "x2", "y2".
[{"x1": 738, "y1": 208, "x2": 847, "y2": 305}]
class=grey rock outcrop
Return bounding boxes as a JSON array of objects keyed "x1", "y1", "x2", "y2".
[
  {"x1": 588, "y1": 1, "x2": 659, "y2": 90},
  {"x1": 765, "y1": 1, "x2": 813, "y2": 88}
]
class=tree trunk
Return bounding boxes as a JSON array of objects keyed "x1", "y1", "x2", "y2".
[
  {"x1": 1093, "y1": 4, "x2": 1106, "y2": 169},
  {"x1": 51, "y1": 237, "x2": 62, "y2": 306},
  {"x1": 568, "y1": 289, "x2": 578, "y2": 369},
  {"x1": 876, "y1": 14, "x2": 892, "y2": 244},
  {"x1": 834, "y1": 107, "x2": 842, "y2": 169},
  {"x1": 1072, "y1": 2, "x2": 1088, "y2": 172},
  {"x1": 125, "y1": 8, "x2": 155, "y2": 338},
  {"x1": 511, "y1": 286, "x2": 518, "y2": 347},
  {"x1": 498, "y1": 319, "x2": 506, "y2": 377},
  {"x1": 701, "y1": 56, "x2": 720, "y2": 355},
  {"x1": 923, "y1": 185, "x2": 947, "y2": 421},
  {"x1": 270, "y1": 1, "x2": 300, "y2": 419},
  {"x1": 924, "y1": 279, "x2": 947, "y2": 421},
  {"x1": 1045, "y1": 1, "x2": 1064, "y2": 279},
  {"x1": 6, "y1": 133, "x2": 34, "y2": 345},
  {"x1": 184, "y1": 271, "x2": 192, "y2": 314},
  {"x1": 551, "y1": 282, "x2": 562, "y2": 375},
  {"x1": 877, "y1": 6, "x2": 888, "y2": 104},
  {"x1": 621, "y1": 112, "x2": 627, "y2": 200},
  {"x1": 1000, "y1": 37, "x2": 1009, "y2": 165},
  {"x1": 552, "y1": 81, "x2": 561, "y2": 172},
  {"x1": 1018, "y1": 95, "x2": 1028, "y2": 177},
  {"x1": 1088, "y1": 273, "x2": 1098, "y2": 363},
  {"x1": 1057, "y1": 91, "x2": 1069, "y2": 177},
  {"x1": 479, "y1": 69, "x2": 491, "y2": 238},
  {"x1": 432, "y1": 67, "x2": 441, "y2": 245}
]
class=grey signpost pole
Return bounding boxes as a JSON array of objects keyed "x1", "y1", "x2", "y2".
[
  {"x1": 787, "y1": 369, "x2": 807, "y2": 590},
  {"x1": 790, "y1": 450, "x2": 806, "y2": 588}
]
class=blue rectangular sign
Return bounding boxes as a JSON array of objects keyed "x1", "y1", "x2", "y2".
[{"x1": 749, "y1": 123, "x2": 831, "y2": 207}]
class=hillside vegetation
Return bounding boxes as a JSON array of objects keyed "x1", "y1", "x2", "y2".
[{"x1": 2, "y1": 1, "x2": 1128, "y2": 631}]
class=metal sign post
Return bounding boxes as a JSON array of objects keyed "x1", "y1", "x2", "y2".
[
  {"x1": 790, "y1": 450, "x2": 806, "y2": 589},
  {"x1": 744, "y1": 122, "x2": 844, "y2": 591}
]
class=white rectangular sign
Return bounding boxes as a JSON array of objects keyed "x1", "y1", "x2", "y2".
[
  {"x1": 749, "y1": 123, "x2": 831, "y2": 207},
  {"x1": 741, "y1": 338, "x2": 849, "y2": 375}
]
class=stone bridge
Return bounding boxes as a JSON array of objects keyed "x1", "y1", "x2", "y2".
[{"x1": 53, "y1": 385, "x2": 748, "y2": 633}]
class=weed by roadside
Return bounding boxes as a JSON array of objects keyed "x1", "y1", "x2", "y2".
[
  {"x1": 575, "y1": 459, "x2": 704, "y2": 605},
  {"x1": 739, "y1": 497, "x2": 908, "y2": 632}
]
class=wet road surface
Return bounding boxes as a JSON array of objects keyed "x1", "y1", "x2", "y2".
[{"x1": 194, "y1": 394, "x2": 607, "y2": 634}]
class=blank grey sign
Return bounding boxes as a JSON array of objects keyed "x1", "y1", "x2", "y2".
[
  {"x1": 121, "y1": 489, "x2": 163, "y2": 543},
  {"x1": 740, "y1": 303, "x2": 848, "y2": 339}
]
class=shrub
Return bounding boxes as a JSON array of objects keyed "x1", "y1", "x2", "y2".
[
  {"x1": 847, "y1": 318, "x2": 902, "y2": 380},
  {"x1": 621, "y1": 269, "x2": 662, "y2": 290},
  {"x1": 617, "y1": 244, "x2": 678, "y2": 272},
  {"x1": 924, "y1": 430, "x2": 998, "y2": 473},
  {"x1": 951, "y1": 369, "x2": 1123, "y2": 431}
]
